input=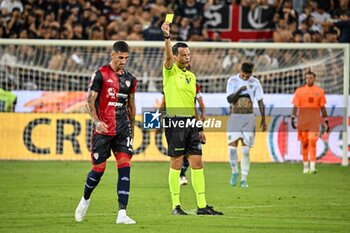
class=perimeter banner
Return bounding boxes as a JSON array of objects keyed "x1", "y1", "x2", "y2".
[{"x1": 0, "y1": 113, "x2": 348, "y2": 163}]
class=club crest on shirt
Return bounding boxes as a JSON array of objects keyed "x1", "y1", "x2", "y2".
[{"x1": 125, "y1": 80, "x2": 131, "y2": 87}]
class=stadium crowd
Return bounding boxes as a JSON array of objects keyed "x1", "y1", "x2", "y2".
[
  {"x1": 0, "y1": 0, "x2": 349, "y2": 43},
  {"x1": 0, "y1": 0, "x2": 348, "y2": 94}
]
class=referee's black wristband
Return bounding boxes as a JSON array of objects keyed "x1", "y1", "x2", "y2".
[{"x1": 164, "y1": 35, "x2": 170, "y2": 39}]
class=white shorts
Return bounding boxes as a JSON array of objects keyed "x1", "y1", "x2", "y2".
[{"x1": 226, "y1": 114, "x2": 256, "y2": 146}]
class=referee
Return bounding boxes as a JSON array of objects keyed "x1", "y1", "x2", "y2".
[{"x1": 161, "y1": 21, "x2": 223, "y2": 216}]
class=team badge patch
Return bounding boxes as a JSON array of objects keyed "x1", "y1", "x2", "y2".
[
  {"x1": 125, "y1": 80, "x2": 131, "y2": 87},
  {"x1": 93, "y1": 152, "x2": 99, "y2": 160}
]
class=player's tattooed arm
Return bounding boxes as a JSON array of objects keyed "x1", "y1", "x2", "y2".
[
  {"x1": 86, "y1": 89, "x2": 108, "y2": 133},
  {"x1": 233, "y1": 97, "x2": 253, "y2": 114},
  {"x1": 258, "y1": 99, "x2": 267, "y2": 131},
  {"x1": 128, "y1": 93, "x2": 136, "y2": 138},
  {"x1": 227, "y1": 86, "x2": 247, "y2": 105}
]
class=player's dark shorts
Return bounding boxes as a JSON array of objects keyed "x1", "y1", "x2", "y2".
[
  {"x1": 90, "y1": 120, "x2": 133, "y2": 164},
  {"x1": 164, "y1": 117, "x2": 202, "y2": 157}
]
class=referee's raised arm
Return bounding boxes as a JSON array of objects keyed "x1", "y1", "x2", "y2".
[{"x1": 161, "y1": 22, "x2": 174, "y2": 69}]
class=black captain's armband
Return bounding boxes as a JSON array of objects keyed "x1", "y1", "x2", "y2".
[{"x1": 238, "y1": 94, "x2": 250, "y2": 99}]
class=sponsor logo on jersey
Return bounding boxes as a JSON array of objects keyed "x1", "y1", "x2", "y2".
[
  {"x1": 107, "y1": 88, "x2": 117, "y2": 99},
  {"x1": 108, "y1": 102, "x2": 124, "y2": 107}
]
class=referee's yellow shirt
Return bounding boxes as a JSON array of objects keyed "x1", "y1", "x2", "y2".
[{"x1": 163, "y1": 64, "x2": 196, "y2": 117}]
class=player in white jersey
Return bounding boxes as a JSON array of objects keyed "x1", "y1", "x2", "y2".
[{"x1": 226, "y1": 62, "x2": 267, "y2": 187}]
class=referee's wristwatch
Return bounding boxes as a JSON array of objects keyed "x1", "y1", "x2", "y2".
[{"x1": 164, "y1": 35, "x2": 170, "y2": 39}]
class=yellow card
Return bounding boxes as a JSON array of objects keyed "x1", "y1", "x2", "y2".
[{"x1": 165, "y1": 14, "x2": 174, "y2": 23}]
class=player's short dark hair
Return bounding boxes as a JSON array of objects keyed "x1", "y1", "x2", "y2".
[
  {"x1": 172, "y1": 42, "x2": 188, "y2": 55},
  {"x1": 113, "y1": 41, "x2": 130, "y2": 53},
  {"x1": 305, "y1": 71, "x2": 316, "y2": 78},
  {"x1": 241, "y1": 62, "x2": 254, "y2": 74}
]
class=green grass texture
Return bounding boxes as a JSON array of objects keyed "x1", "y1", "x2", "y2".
[{"x1": 0, "y1": 161, "x2": 349, "y2": 233}]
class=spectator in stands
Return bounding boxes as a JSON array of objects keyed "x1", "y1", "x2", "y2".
[
  {"x1": 135, "y1": 9, "x2": 152, "y2": 31},
  {"x1": 0, "y1": 22, "x2": 5, "y2": 38},
  {"x1": 188, "y1": 16, "x2": 207, "y2": 41},
  {"x1": 143, "y1": 17, "x2": 163, "y2": 41},
  {"x1": 48, "y1": 48, "x2": 64, "y2": 71},
  {"x1": 89, "y1": 25, "x2": 104, "y2": 40},
  {"x1": 213, "y1": 31, "x2": 223, "y2": 41},
  {"x1": 59, "y1": 25, "x2": 73, "y2": 39},
  {"x1": 322, "y1": 11, "x2": 350, "y2": 43},
  {"x1": 127, "y1": 23, "x2": 143, "y2": 41},
  {"x1": 292, "y1": 29, "x2": 303, "y2": 42},
  {"x1": 149, "y1": 0, "x2": 167, "y2": 18},
  {"x1": 178, "y1": 0, "x2": 204, "y2": 20},
  {"x1": 0, "y1": 0, "x2": 23, "y2": 18},
  {"x1": 273, "y1": 17, "x2": 293, "y2": 42},
  {"x1": 309, "y1": 29, "x2": 322, "y2": 42},
  {"x1": 299, "y1": 4, "x2": 313, "y2": 23},
  {"x1": 222, "y1": 49, "x2": 240, "y2": 73},
  {"x1": 259, "y1": 49, "x2": 279, "y2": 69},
  {"x1": 311, "y1": 4, "x2": 331, "y2": 24},
  {"x1": 331, "y1": 0, "x2": 350, "y2": 18},
  {"x1": 72, "y1": 22, "x2": 86, "y2": 39},
  {"x1": 322, "y1": 27, "x2": 338, "y2": 42},
  {"x1": 178, "y1": 17, "x2": 191, "y2": 41}
]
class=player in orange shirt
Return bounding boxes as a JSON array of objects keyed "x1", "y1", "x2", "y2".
[{"x1": 291, "y1": 71, "x2": 329, "y2": 174}]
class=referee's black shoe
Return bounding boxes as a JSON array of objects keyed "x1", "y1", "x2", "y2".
[
  {"x1": 197, "y1": 205, "x2": 223, "y2": 215},
  {"x1": 172, "y1": 205, "x2": 188, "y2": 215}
]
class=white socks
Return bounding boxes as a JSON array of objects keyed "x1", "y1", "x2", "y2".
[
  {"x1": 310, "y1": 161, "x2": 316, "y2": 171},
  {"x1": 228, "y1": 145, "x2": 251, "y2": 181},
  {"x1": 228, "y1": 146, "x2": 238, "y2": 174},
  {"x1": 241, "y1": 146, "x2": 250, "y2": 181},
  {"x1": 118, "y1": 209, "x2": 126, "y2": 217},
  {"x1": 116, "y1": 209, "x2": 136, "y2": 224}
]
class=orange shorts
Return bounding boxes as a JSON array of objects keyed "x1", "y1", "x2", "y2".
[{"x1": 298, "y1": 130, "x2": 319, "y2": 141}]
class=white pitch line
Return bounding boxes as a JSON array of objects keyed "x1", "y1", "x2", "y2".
[{"x1": 221, "y1": 202, "x2": 350, "y2": 209}]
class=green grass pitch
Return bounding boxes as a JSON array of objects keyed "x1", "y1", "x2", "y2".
[{"x1": 0, "y1": 161, "x2": 349, "y2": 233}]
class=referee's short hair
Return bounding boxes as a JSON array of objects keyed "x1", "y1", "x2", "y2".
[
  {"x1": 172, "y1": 42, "x2": 188, "y2": 55},
  {"x1": 241, "y1": 62, "x2": 254, "y2": 74},
  {"x1": 113, "y1": 41, "x2": 130, "y2": 53}
]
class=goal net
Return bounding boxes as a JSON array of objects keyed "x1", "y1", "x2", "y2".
[
  {"x1": 0, "y1": 40, "x2": 347, "y2": 94},
  {"x1": 0, "y1": 39, "x2": 348, "y2": 164}
]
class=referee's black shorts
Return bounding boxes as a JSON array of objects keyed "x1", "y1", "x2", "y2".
[{"x1": 164, "y1": 117, "x2": 202, "y2": 157}]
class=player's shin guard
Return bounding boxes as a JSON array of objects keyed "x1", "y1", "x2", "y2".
[
  {"x1": 117, "y1": 166, "x2": 131, "y2": 209},
  {"x1": 241, "y1": 146, "x2": 250, "y2": 181},
  {"x1": 191, "y1": 168, "x2": 207, "y2": 208},
  {"x1": 228, "y1": 146, "x2": 238, "y2": 173},
  {"x1": 84, "y1": 170, "x2": 104, "y2": 200},
  {"x1": 169, "y1": 168, "x2": 181, "y2": 209}
]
